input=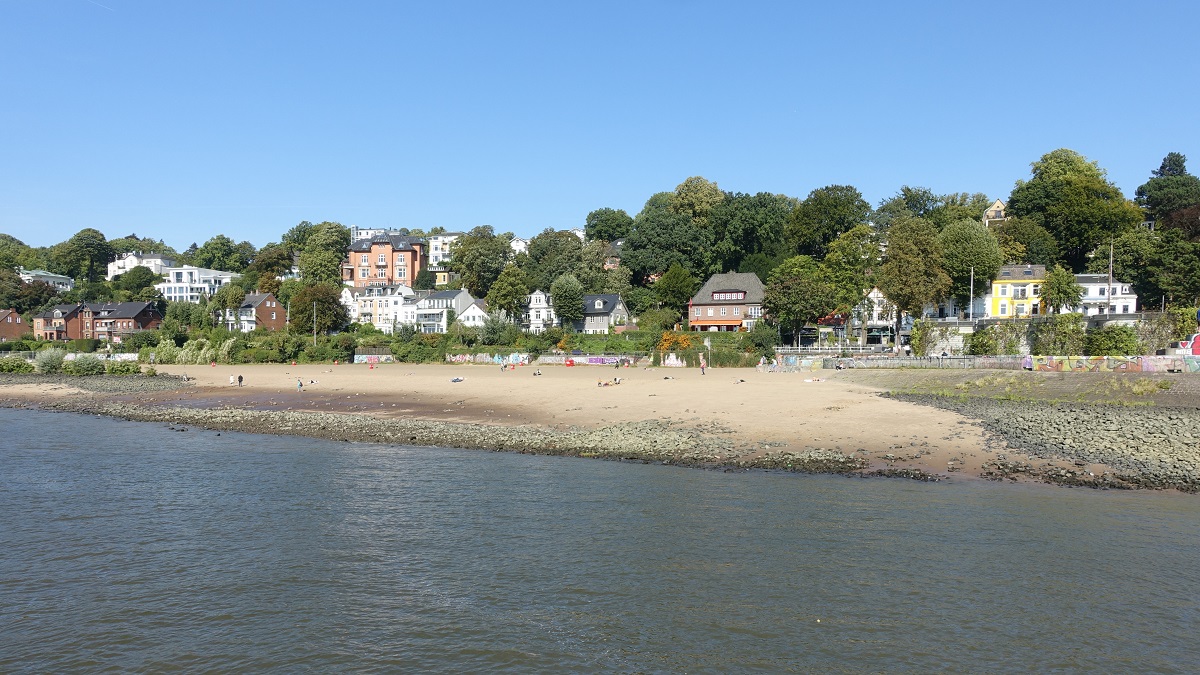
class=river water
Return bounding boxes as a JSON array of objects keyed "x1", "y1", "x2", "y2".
[{"x1": 2, "y1": 408, "x2": 1198, "y2": 673}]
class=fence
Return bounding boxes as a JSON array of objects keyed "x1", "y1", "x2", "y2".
[{"x1": 816, "y1": 354, "x2": 1200, "y2": 373}]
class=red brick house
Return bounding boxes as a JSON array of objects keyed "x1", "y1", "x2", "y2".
[
  {"x1": 688, "y1": 272, "x2": 765, "y2": 331},
  {"x1": 33, "y1": 302, "x2": 162, "y2": 343},
  {"x1": 0, "y1": 308, "x2": 31, "y2": 341},
  {"x1": 216, "y1": 293, "x2": 286, "y2": 332}
]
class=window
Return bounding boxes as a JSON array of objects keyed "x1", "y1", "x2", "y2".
[
  {"x1": 1016, "y1": 304, "x2": 1026, "y2": 316},
  {"x1": 360, "y1": 254, "x2": 368, "y2": 264},
  {"x1": 1000, "y1": 286, "x2": 1008, "y2": 297},
  {"x1": 1122, "y1": 305, "x2": 1129, "y2": 313},
  {"x1": 1000, "y1": 303, "x2": 1007, "y2": 316},
  {"x1": 734, "y1": 307, "x2": 741, "y2": 316},
  {"x1": 378, "y1": 254, "x2": 386, "y2": 264},
  {"x1": 720, "y1": 307, "x2": 727, "y2": 316},
  {"x1": 694, "y1": 307, "x2": 701, "y2": 317},
  {"x1": 1032, "y1": 284, "x2": 1040, "y2": 296},
  {"x1": 1098, "y1": 287, "x2": 1106, "y2": 296},
  {"x1": 271, "y1": 312, "x2": 276, "y2": 320},
  {"x1": 707, "y1": 308, "x2": 714, "y2": 316}
]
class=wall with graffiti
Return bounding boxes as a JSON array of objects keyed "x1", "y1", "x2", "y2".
[
  {"x1": 353, "y1": 354, "x2": 395, "y2": 364},
  {"x1": 537, "y1": 354, "x2": 641, "y2": 366},
  {"x1": 444, "y1": 353, "x2": 532, "y2": 365},
  {"x1": 1024, "y1": 355, "x2": 1200, "y2": 373}
]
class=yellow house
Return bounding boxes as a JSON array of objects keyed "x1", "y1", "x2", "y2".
[{"x1": 989, "y1": 265, "x2": 1046, "y2": 318}]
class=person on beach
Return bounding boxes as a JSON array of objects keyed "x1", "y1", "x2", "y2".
[
  {"x1": 699, "y1": 353, "x2": 707, "y2": 375},
  {"x1": 229, "y1": 374, "x2": 236, "y2": 386},
  {"x1": 238, "y1": 375, "x2": 243, "y2": 387},
  {"x1": 297, "y1": 378, "x2": 303, "y2": 392}
]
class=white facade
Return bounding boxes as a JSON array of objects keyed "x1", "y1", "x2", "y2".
[
  {"x1": 341, "y1": 284, "x2": 417, "y2": 333},
  {"x1": 1072, "y1": 274, "x2": 1138, "y2": 316},
  {"x1": 510, "y1": 237, "x2": 529, "y2": 255},
  {"x1": 106, "y1": 252, "x2": 176, "y2": 281},
  {"x1": 524, "y1": 289, "x2": 556, "y2": 333},
  {"x1": 428, "y1": 233, "x2": 461, "y2": 266},
  {"x1": 458, "y1": 300, "x2": 489, "y2": 328},
  {"x1": 154, "y1": 266, "x2": 238, "y2": 303},
  {"x1": 416, "y1": 289, "x2": 474, "y2": 333},
  {"x1": 16, "y1": 268, "x2": 74, "y2": 291}
]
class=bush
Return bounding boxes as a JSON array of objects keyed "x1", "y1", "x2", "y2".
[
  {"x1": 34, "y1": 348, "x2": 66, "y2": 374},
  {"x1": 63, "y1": 354, "x2": 106, "y2": 376},
  {"x1": 0, "y1": 357, "x2": 35, "y2": 373},
  {"x1": 69, "y1": 338, "x2": 100, "y2": 353},
  {"x1": 1030, "y1": 314, "x2": 1085, "y2": 356},
  {"x1": 1085, "y1": 325, "x2": 1142, "y2": 356},
  {"x1": 105, "y1": 360, "x2": 142, "y2": 375}
]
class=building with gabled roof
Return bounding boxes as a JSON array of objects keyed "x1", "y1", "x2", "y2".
[
  {"x1": 0, "y1": 308, "x2": 31, "y2": 341},
  {"x1": 215, "y1": 292, "x2": 286, "y2": 332},
  {"x1": 988, "y1": 264, "x2": 1046, "y2": 319},
  {"x1": 688, "y1": 272, "x2": 765, "y2": 331},
  {"x1": 579, "y1": 294, "x2": 629, "y2": 334},
  {"x1": 342, "y1": 233, "x2": 426, "y2": 288},
  {"x1": 32, "y1": 302, "x2": 162, "y2": 342}
]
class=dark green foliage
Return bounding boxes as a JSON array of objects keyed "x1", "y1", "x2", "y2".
[
  {"x1": 0, "y1": 357, "x2": 35, "y2": 373},
  {"x1": 1030, "y1": 314, "x2": 1086, "y2": 355},
  {"x1": 786, "y1": 185, "x2": 870, "y2": 258},
  {"x1": 651, "y1": 265, "x2": 698, "y2": 314},
  {"x1": 105, "y1": 360, "x2": 142, "y2": 375},
  {"x1": 1084, "y1": 325, "x2": 1142, "y2": 356},
  {"x1": 70, "y1": 338, "x2": 99, "y2": 353},
  {"x1": 63, "y1": 354, "x2": 106, "y2": 376},
  {"x1": 413, "y1": 268, "x2": 436, "y2": 290},
  {"x1": 585, "y1": 207, "x2": 634, "y2": 242},
  {"x1": 1136, "y1": 153, "x2": 1200, "y2": 221}
]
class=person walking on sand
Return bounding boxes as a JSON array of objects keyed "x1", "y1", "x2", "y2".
[
  {"x1": 229, "y1": 374, "x2": 236, "y2": 386},
  {"x1": 237, "y1": 375, "x2": 243, "y2": 387},
  {"x1": 297, "y1": 378, "x2": 303, "y2": 392},
  {"x1": 699, "y1": 353, "x2": 707, "y2": 375}
]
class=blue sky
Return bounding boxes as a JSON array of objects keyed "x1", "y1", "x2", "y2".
[{"x1": 2, "y1": 0, "x2": 1196, "y2": 251}]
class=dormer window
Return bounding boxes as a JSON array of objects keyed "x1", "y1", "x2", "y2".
[{"x1": 594, "y1": 300, "x2": 603, "y2": 309}]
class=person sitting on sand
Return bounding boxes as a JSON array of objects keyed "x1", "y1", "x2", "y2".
[{"x1": 533, "y1": 369, "x2": 542, "y2": 376}]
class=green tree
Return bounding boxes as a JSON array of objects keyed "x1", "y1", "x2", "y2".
[
  {"x1": 107, "y1": 235, "x2": 177, "y2": 258},
  {"x1": 786, "y1": 185, "x2": 871, "y2": 258},
  {"x1": 115, "y1": 265, "x2": 161, "y2": 294},
  {"x1": 449, "y1": 225, "x2": 512, "y2": 297},
  {"x1": 192, "y1": 235, "x2": 254, "y2": 272},
  {"x1": 1136, "y1": 152, "x2": 1200, "y2": 222},
  {"x1": 651, "y1": 264, "x2": 699, "y2": 314},
  {"x1": 623, "y1": 193, "x2": 713, "y2": 283},
  {"x1": 737, "y1": 252, "x2": 786, "y2": 284},
  {"x1": 876, "y1": 215, "x2": 950, "y2": 341},
  {"x1": 927, "y1": 192, "x2": 992, "y2": 230},
  {"x1": 282, "y1": 221, "x2": 316, "y2": 250},
  {"x1": 584, "y1": 207, "x2": 633, "y2": 242},
  {"x1": 52, "y1": 228, "x2": 112, "y2": 282},
  {"x1": 938, "y1": 219, "x2": 1002, "y2": 309},
  {"x1": 297, "y1": 222, "x2": 351, "y2": 284},
  {"x1": 1085, "y1": 325, "x2": 1142, "y2": 356},
  {"x1": 1148, "y1": 229, "x2": 1200, "y2": 306},
  {"x1": 994, "y1": 216, "x2": 1060, "y2": 266},
  {"x1": 822, "y1": 225, "x2": 881, "y2": 337},
  {"x1": 1086, "y1": 227, "x2": 1160, "y2": 306},
  {"x1": 575, "y1": 240, "x2": 608, "y2": 293},
  {"x1": 247, "y1": 243, "x2": 295, "y2": 279},
  {"x1": 872, "y1": 186, "x2": 941, "y2": 232},
  {"x1": 710, "y1": 192, "x2": 793, "y2": 272},
  {"x1": 549, "y1": 273, "x2": 584, "y2": 329},
  {"x1": 523, "y1": 228, "x2": 583, "y2": 292},
  {"x1": 1007, "y1": 148, "x2": 1142, "y2": 270},
  {"x1": 602, "y1": 265, "x2": 633, "y2": 297},
  {"x1": 1040, "y1": 265, "x2": 1085, "y2": 314},
  {"x1": 290, "y1": 282, "x2": 350, "y2": 337},
  {"x1": 1031, "y1": 313, "x2": 1086, "y2": 356},
  {"x1": 669, "y1": 176, "x2": 724, "y2": 229},
  {"x1": 413, "y1": 267, "x2": 435, "y2": 290},
  {"x1": 762, "y1": 256, "x2": 839, "y2": 346},
  {"x1": 486, "y1": 264, "x2": 530, "y2": 320}
]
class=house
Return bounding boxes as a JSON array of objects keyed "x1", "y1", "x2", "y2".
[
  {"x1": 688, "y1": 272, "x2": 765, "y2": 331},
  {"x1": 106, "y1": 251, "x2": 176, "y2": 281},
  {"x1": 458, "y1": 299, "x2": 489, "y2": 328},
  {"x1": 216, "y1": 293, "x2": 286, "y2": 332},
  {"x1": 982, "y1": 199, "x2": 1007, "y2": 227},
  {"x1": 579, "y1": 294, "x2": 629, "y2": 334},
  {"x1": 523, "y1": 289, "x2": 557, "y2": 333},
  {"x1": 988, "y1": 265, "x2": 1046, "y2": 319},
  {"x1": 1067, "y1": 274, "x2": 1138, "y2": 316},
  {"x1": 510, "y1": 236, "x2": 529, "y2": 256},
  {"x1": 154, "y1": 266, "x2": 239, "y2": 303},
  {"x1": 342, "y1": 234, "x2": 426, "y2": 288},
  {"x1": 33, "y1": 302, "x2": 162, "y2": 342},
  {"x1": 0, "y1": 308, "x2": 31, "y2": 341},
  {"x1": 341, "y1": 284, "x2": 417, "y2": 333},
  {"x1": 17, "y1": 268, "x2": 74, "y2": 292},
  {"x1": 415, "y1": 289, "x2": 474, "y2": 333},
  {"x1": 603, "y1": 239, "x2": 624, "y2": 270},
  {"x1": 428, "y1": 232, "x2": 462, "y2": 267}
]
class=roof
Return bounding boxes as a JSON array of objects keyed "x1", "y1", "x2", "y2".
[
  {"x1": 996, "y1": 265, "x2": 1046, "y2": 281},
  {"x1": 240, "y1": 293, "x2": 274, "y2": 309},
  {"x1": 583, "y1": 294, "x2": 624, "y2": 316},
  {"x1": 427, "y1": 289, "x2": 464, "y2": 300},
  {"x1": 85, "y1": 301, "x2": 161, "y2": 319},
  {"x1": 690, "y1": 272, "x2": 765, "y2": 305},
  {"x1": 348, "y1": 234, "x2": 425, "y2": 252},
  {"x1": 1075, "y1": 274, "x2": 1129, "y2": 285}
]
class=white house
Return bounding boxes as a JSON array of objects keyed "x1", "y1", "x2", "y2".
[
  {"x1": 106, "y1": 251, "x2": 176, "y2": 281},
  {"x1": 17, "y1": 268, "x2": 74, "y2": 292},
  {"x1": 1072, "y1": 274, "x2": 1138, "y2": 316},
  {"x1": 428, "y1": 233, "x2": 461, "y2": 266},
  {"x1": 154, "y1": 266, "x2": 238, "y2": 303},
  {"x1": 510, "y1": 236, "x2": 529, "y2": 256},
  {"x1": 341, "y1": 284, "x2": 417, "y2": 333},
  {"x1": 458, "y1": 299, "x2": 489, "y2": 328},
  {"x1": 415, "y1": 289, "x2": 474, "y2": 333},
  {"x1": 524, "y1": 289, "x2": 556, "y2": 333}
]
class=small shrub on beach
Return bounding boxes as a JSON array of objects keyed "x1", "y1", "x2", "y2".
[
  {"x1": 34, "y1": 348, "x2": 66, "y2": 374},
  {"x1": 0, "y1": 357, "x2": 35, "y2": 373},
  {"x1": 105, "y1": 360, "x2": 142, "y2": 375},
  {"x1": 63, "y1": 354, "x2": 106, "y2": 376}
]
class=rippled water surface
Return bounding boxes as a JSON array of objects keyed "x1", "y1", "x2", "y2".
[{"x1": 2, "y1": 408, "x2": 1199, "y2": 673}]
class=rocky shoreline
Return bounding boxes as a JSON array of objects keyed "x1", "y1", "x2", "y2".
[
  {"x1": 3, "y1": 372, "x2": 1199, "y2": 492},
  {"x1": 887, "y1": 393, "x2": 1200, "y2": 492}
]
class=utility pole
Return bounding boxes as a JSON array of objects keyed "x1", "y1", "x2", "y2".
[
  {"x1": 969, "y1": 267, "x2": 975, "y2": 322},
  {"x1": 313, "y1": 300, "x2": 317, "y2": 346}
]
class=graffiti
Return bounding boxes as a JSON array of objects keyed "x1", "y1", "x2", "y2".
[
  {"x1": 443, "y1": 353, "x2": 531, "y2": 365},
  {"x1": 353, "y1": 354, "x2": 395, "y2": 363},
  {"x1": 586, "y1": 356, "x2": 620, "y2": 365},
  {"x1": 662, "y1": 353, "x2": 685, "y2": 367}
]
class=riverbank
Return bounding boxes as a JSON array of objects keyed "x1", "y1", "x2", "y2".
[{"x1": 2, "y1": 364, "x2": 1198, "y2": 491}]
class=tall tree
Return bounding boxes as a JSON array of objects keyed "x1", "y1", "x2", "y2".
[
  {"x1": 52, "y1": 228, "x2": 112, "y2": 282},
  {"x1": 876, "y1": 215, "x2": 950, "y2": 341},
  {"x1": 298, "y1": 222, "x2": 351, "y2": 284},
  {"x1": 449, "y1": 226, "x2": 513, "y2": 297},
  {"x1": 938, "y1": 219, "x2": 1002, "y2": 309},
  {"x1": 584, "y1": 207, "x2": 634, "y2": 242},
  {"x1": 786, "y1": 185, "x2": 871, "y2": 258},
  {"x1": 927, "y1": 192, "x2": 992, "y2": 230},
  {"x1": 1086, "y1": 227, "x2": 1160, "y2": 304},
  {"x1": 193, "y1": 235, "x2": 254, "y2": 272},
  {"x1": 622, "y1": 193, "x2": 713, "y2": 283},
  {"x1": 1135, "y1": 152, "x2": 1200, "y2": 222},
  {"x1": 1040, "y1": 265, "x2": 1085, "y2": 313},
  {"x1": 486, "y1": 264, "x2": 530, "y2": 320},
  {"x1": 822, "y1": 225, "x2": 881, "y2": 334},
  {"x1": 994, "y1": 216, "x2": 1061, "y2": 266},
  {"x1": 115, "y1": 265, "x2": 162, "y2": 294},
  {"x1": 1007, "y1": 148, "x2": 1142, "y2": 270},
  {"x1": 762, "y1": 256, "x2": 838, "y2": 346},
  {"x1": 710, "y1": 192, "x2": 793, "y2": 272},
  {"x1": 290, "y1": 282, "x2": 350, "y2": 336},
  {"x1": 523, "y1": 228, "x2": 583, "y2": 292},
  {"x1": 669, "y1": 176, "x2": 724, "y2": 229},
  {"x1": 549, "y1": 273, "x2": 584, "y2": 329},
  {"x1": 651, "y1": 264, "x2": 699, "y2": 315},
  {"x1": 872, "y1": 186, "x2": 941, "y2": 231},
  {"x1": 1148, "y1": 229, "x2": 1200, "y2": 306}
]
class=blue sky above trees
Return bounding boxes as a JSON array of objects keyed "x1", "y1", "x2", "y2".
[{"x1": 1, "y1": 0, "x2": 1197, "y2": 250}]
